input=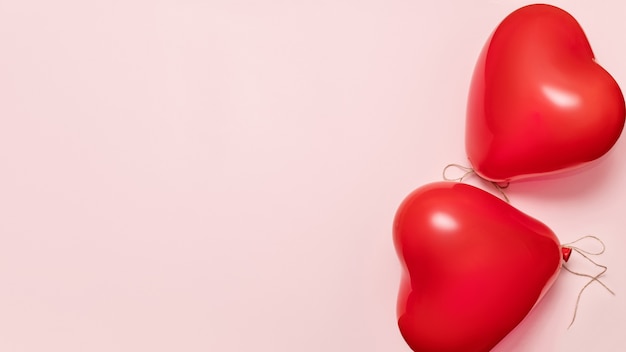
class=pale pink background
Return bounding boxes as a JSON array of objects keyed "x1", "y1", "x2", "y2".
[{"x1": 0, "y1": 1, "x2": 625, "y2": 351}]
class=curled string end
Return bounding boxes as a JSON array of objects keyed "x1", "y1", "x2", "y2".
[
  {"x1": 562, "y1": 236, "x2": 614, "y2": 328},
  {"x1": 442, "y1": 164, "x2": 475, "y2": 182},
  {"x1": 562, "y1": 235, "x2": 606, "y2": 255}
]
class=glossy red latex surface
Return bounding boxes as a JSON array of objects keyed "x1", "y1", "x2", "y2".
[
  {"x1": 466, "y1": 4, "x2": 625, "y2": 182},
  {"x1": 393, "y1": 182, "x2": 562, "y2": 352}
]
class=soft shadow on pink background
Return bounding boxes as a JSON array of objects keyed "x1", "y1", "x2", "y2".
[{"x1": 0, "y1": 1, "x2": 625, "y2": 351}]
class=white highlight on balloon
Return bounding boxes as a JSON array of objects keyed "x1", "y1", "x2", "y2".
[
  {"x1": 432, "y1": 212, "x2": 458, "y2": 231},
  {"x1": 541, "y1": 85, "x2": 581, "y2": 108}
]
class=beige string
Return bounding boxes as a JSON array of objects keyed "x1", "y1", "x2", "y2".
[
  {"x1": 492, "y1": 182, "x2": 510, "y2": 203},
  {"x1": 442, "y1": 163, "x2": 475, "y2": 182},
  {"x1": 561, "y1": 235, "x2": 614, "y2": 328},
  {"x1": 442, "y1": 164, "x2": 510, "y2": 203}
]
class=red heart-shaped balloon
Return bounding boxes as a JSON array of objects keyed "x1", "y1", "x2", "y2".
[
  {"x1": 393, "y1": 182, "x2": 563, "y2": 352},
  {"x1": 466, "y1": 4, "x2": 625, "y2": 182}
]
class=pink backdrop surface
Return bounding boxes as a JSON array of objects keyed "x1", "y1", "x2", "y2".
[{"x1": 1, "y1": 1, "x2": 625, "y2": 351}]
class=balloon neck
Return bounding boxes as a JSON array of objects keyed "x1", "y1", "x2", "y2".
[{"x1": 562, "y1": 247, "x2": 572, "y2": 262}]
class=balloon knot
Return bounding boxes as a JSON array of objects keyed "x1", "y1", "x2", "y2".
[{"x1": 562, "y1": 247, "x2": 572, "y2": 262}]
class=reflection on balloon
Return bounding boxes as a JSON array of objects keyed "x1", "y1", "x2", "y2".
[{"x1": 541, "y1": 85, "x2": 580, "y2": 109}]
